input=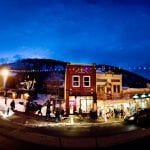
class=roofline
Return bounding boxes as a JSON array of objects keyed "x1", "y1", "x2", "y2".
[{"x1": 67, "y1": 63, "x2": 96, "y2": 66}]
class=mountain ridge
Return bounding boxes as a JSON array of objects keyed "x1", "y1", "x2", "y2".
[{"x1": 0, "y1": 58, "x2": 149, "y2": 88}]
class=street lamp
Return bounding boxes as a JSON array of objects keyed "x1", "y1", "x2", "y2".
[{"x1": 1, "y1": 68, "x2": 9, "y2": 105}]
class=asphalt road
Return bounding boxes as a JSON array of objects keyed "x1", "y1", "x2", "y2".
[
  {"x1": 104, "y1": 135, "x2": 150, "y2": 150},
  {"x1": 0, "y1": 133, "x2": 52, "y2": 150},
  {"x1": 0, "y1": 112, "x2": 149, "y2": 149},
  {"x1": 0, "y1": 131, "x2": 150, "y2": 150},
  {"x1": 3, "y1": 111, "x2": 140, "y2": 137}
]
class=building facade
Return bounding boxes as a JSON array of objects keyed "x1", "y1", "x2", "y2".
[
  {"x1": 64, "y1": 63, "x2": 96, "y2": 115},
  {"x1": 96, "y1": 71, "x2": 132, "y2": 117},
  {"x1": 96, "y1": 71, "x2": 122, "y2": 100}
]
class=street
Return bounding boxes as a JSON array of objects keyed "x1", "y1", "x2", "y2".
[
  {"x1": 0, "y1": 133, "x2": 51, "y2": 150},
  {"x1": 0, "y1": 111, "x2": 149, "y2": 149},
  {"x1": 0, "y1": 129, "x2": 150, "y2": 150},
  {"x1": 105, "y1": 135, "x2": 150, "y2": 150},
  {"x1": 4, "y1": 111, "x2": 140, "y2": 137}
]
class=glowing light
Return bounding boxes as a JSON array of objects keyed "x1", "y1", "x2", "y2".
[
  {"x1": 1, "y1": 68, "x2": 9, "y2": 89},
  {"x1": 141, "y1": 94, "x2": 146, "y2": 98},
  {"x1": 12, "y1": 92, "x2": 17, "y2": 99},
  {"x1": 70, "y1": 115, "x2": 74, "y2": 124},
  {"x1": 133, "y1": 94, "x2": 139, "y2": 99},
  {"x1": 1, "y1": 109, "x2": 14, "y2": 119},
  {"x1": 128, "y1": 116, "x2": 135, "y2": 121},
  {"x1": 1, "y1": 69, "x2": 9, "y2": 77},
  {"x1": 24, "y1": 93, "x2": 29, "y2": 100}
]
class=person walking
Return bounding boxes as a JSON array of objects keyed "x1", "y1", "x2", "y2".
[
  {"x1": 79, "y1": 107, "x2": 83, "y2": 120},
  {"x1": 10, "y1": 99, "x2": 15, "y2": 111},
  {"x1": 55, "y1": 108, "x2": 61, "y2": 122},
  {"x1": 46, "y1": 99, "x2": 51, "y2": 120}
]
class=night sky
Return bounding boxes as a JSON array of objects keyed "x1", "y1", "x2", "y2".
[{"x1": 0, "y1": 0, "x2": 150, "y2": 71}]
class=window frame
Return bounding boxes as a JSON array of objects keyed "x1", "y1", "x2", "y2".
[
  {"x1": 72, "y1": 75, "x2": 80, "y2": 87},
  {"x1": 83, "y1": 76, "x2": 91, "y2": 87}
]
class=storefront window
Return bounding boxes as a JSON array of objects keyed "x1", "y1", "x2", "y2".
[
  {"x1": 141, "y1": 99, "x2": 147, "y2": 109},
  {"x1": 76, "y1": 96, "x2": 93, "y2": 113}
]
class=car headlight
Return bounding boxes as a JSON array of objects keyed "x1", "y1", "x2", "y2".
[{"x1": 128, "y1": 116, "x2": 135, "y2": 121}]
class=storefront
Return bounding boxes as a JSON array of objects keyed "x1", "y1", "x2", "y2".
[
  {"x1": 65, "y1": 63, "x2": 96, "y2": 115},
  {"x1": 69, "y1": 96, "x2": 93, "y2": 114},
  {"x1": 97, "y1": 99, "x2": 132, "y2": 116},
  {"x1": 132, "y1": 93, "x2": 150, "y2": 112}
]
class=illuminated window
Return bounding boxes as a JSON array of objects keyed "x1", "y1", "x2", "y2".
[
  {"x1": 117, "y1": 85, "x2": 120, "y2": 93},
  {"x1": 114, "y1": 85, "x2": 120, "y2": 93},
  {"x1": 97, "y1": 85, "x2": 100, "y2": 92},
  {"x1": 83, "y1": 76, "x2": 90, "y2": 87},
  {"x1": 96, "y1": 79, "x2": 107, "y2": 82},
  {"x1": 72, "y1": 75, "x2": 80, "y2": 87},
  {"x1": 114, "y1": 85, "x2": 117, "y2": 93},
  {"x1": 111, "y1": 79, "x2": 120, "y2": 82},
  {"x1": 100, "y1": 86, "x2": 104, "y2": 92}
]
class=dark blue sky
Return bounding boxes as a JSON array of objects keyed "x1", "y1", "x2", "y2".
[{"x1": 0, "y1": 0, "x2": 150, "y2": 70}]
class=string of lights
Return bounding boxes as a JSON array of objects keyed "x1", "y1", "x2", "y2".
[
  {"x1": 5, "y1": 66, "x2": 150, "y2": 73},
  {"x1": 8, "y1": 69, "x2": 65, "y2": 73},
  {"x1": 97, "y1": 66, "x2": 150, "y2": 70}
]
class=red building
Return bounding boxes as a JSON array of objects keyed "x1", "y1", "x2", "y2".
[{"x1": 64, "y1": 63, "x2": 97, "y2": 115}]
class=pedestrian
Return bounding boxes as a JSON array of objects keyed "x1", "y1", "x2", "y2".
[
  {"x1": 55, "y1": 108, "x2": 60, "y2": 122},
  {"x1": 120, "y1": 109, "x2": 124, "y2": 118},
  {"x1": 10, "y1": 99, "x2": 15, "y2": 111},
  {"x1": 60, "y1": 108, "x2": 65, "y2": 120},
  {"x1": 46, "y1": 100, "x2": 51, "y2": 120},
  {"x1": 7, "y1": 107, "x2": 10, "y2": 115},
  {"x1": 99, "y1": 109, "x2": 102, "y2": 118},
  {"x1": 38, "y1": 105, "x2": 42, "y2": 116},
  {"x1": 61, "y1": 108, "x2": 64, "y2": 116},
  {"x1": 79, "y1": 107, "x2": 83, "y2": 120}
]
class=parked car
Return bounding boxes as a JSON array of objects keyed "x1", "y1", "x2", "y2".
[
  {"x1": 26, "y1": 101, "x2": 42, "y2": 112},
  {"x1": 124, "y1": 108, "x2": 150, "y2": 126}
]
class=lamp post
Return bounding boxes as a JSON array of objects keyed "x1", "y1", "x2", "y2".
[{"x1": 1, "y1": 68, "x2": 9, "y2": 105}]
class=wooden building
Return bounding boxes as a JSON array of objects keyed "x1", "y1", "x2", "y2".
[{"x1": 96, "y1": 71, "x2": 122, "y2": 100}]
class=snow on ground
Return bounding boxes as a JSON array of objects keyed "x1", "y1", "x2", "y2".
[
  {"x1": 0, "y1": 93, "x2": 62, "y2": 118},
  {"x1": 0, "y1": 96, "x2": 27, "y2": 118}
]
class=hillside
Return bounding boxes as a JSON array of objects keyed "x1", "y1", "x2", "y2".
[
  {"x1": 7, "y1": 58, "x2": 68, "y2": 71},
  {"x1": 0, "y1": 58, "x2": 149, "y2": 89}
]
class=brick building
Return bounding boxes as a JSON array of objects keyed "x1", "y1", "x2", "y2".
[{"x1": 64, "y1": 63, "x2": 97, "y2": 115}]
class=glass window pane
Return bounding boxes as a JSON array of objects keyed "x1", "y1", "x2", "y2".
[{"x1": 83, "y1": 76, "x2": 90, "y2": 87}]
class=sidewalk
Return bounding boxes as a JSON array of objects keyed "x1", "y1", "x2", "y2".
[{"x1": 7, "y1": 111, "x2": 124, "y2": 127}]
